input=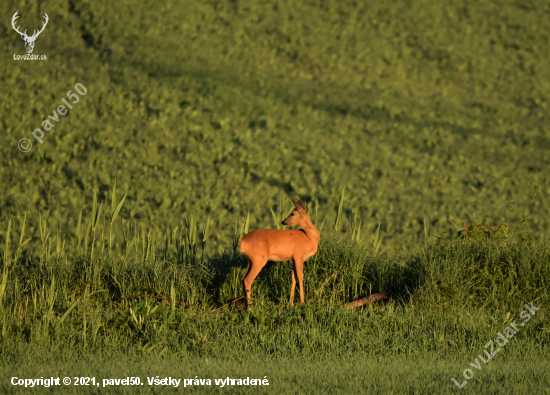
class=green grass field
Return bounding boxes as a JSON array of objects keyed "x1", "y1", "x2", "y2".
[
  {"x1": 1, "y1": 0, "x2": 550, "y2": 393},
  {"x1": 3, "y1": 352, "x2": 550, "y2": 394}
]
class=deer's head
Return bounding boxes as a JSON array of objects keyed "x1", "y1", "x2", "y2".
[{"x1": 282, "y1": 198, "x2": 309, "y2": 227}]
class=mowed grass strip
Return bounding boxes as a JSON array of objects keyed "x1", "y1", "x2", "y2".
[{"x1": 1, "y1": 350, "x2": 549, "y2": 394}]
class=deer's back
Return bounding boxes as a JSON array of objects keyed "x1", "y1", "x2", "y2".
[{"x1": 239, "y1": 229, "x2": 315, "y2": 262}]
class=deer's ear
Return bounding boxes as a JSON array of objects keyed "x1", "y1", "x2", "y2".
[{"x1": 291, "y1": 198, "x2": 307, "y2": 212}]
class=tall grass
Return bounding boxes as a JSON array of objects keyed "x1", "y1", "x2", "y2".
[{"x1": 0, "y1": 186, "x2": 548, "y2": 364}]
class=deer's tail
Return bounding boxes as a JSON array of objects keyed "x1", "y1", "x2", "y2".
[{"x1": 238, "y1": 238, "x2": 245, "y2": 254}]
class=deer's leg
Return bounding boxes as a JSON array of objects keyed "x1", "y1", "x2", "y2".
[
  {"x1": 290, "y1": 262, "x2": 297, "y2": 306},
  {"x1": 294, "y1": 259, "x2": 305, "y2": 303},
  {"x1": 241, "y1": 257, "x2": 252, "y2": 282},
  {"x1": 242, "y1": 257, "x2": 267, "y2": 310},
  {"x1": 240, "y1": 257, "x2": 252, "y2": 308}
]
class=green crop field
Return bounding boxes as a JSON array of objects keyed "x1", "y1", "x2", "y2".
[{"x1": 1, "y1": 0, "x2": 549, "y2": 393}]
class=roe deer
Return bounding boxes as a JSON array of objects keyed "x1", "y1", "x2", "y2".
[{"x1": 239, "y1": 198, "x2": 320, "y2": 309}]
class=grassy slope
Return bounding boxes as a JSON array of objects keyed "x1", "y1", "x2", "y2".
[{"x1": 1, "y1": 0, "x2": 549, "y2": 253}]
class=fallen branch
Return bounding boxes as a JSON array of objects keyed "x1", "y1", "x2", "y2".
[{"x1": 346, "y1": 292, "x2": 389, "y2": 308}]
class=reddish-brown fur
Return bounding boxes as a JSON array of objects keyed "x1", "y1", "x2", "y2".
[{"x1": 239, "y1": 198, "x2": 320, "y2": 309}]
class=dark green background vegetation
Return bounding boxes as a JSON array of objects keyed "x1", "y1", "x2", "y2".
[
  {"x1": 1, "y1": 0, "x2": 549, "y2": 393},
  {"x1": 1, "y1": 0, "x2": 549, "y2": 251}
]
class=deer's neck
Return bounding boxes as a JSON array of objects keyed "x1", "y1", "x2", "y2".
[{"x1": 300, "y1": 218, "x2": 321, "y2": 244}]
